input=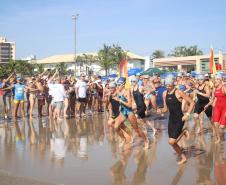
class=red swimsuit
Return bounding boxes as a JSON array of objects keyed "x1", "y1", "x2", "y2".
[{"x1": 213, "y1": 87, "x2": 226, "y2": 125}]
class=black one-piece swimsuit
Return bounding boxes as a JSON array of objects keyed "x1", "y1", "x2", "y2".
[{"x1": 166, "y1": 89, "x2": 184, "y2": 139}]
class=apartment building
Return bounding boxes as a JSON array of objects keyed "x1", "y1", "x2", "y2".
[{"x1": 0, "y1": 37, "x2": 16, "y2": 63}]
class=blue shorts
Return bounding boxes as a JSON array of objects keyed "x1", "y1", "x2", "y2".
[{"x1": 121, "y1": 107, "x2": 133, "y2": 118}]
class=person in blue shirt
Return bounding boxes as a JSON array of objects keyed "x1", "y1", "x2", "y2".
[{"x1": 13, "y1": 77, "x2": 26, "y2": 119}]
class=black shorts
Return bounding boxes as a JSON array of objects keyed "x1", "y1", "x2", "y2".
[
  {"x1": 136, "y1": 106, "x2": 146, "y2": 119},
  {"x1": 112, "y1": 113, "x2": 120, "y2": 120},
  {"x1": 168, "y1": 114, "x2": 184, "y2": 139},
  {"x1": 78, "y1": 98, "x2": 87, "y2": 103},
  {"x1": 194, "y1": 101, "x2": 212, "y2": 118}
]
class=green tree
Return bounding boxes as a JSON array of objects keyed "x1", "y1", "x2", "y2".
[
  {"x1": 82, "y1": 54, "x2": 98, "y2": 66},
  {"x1": 98, "y1": 44, "x2": 113, "y2": 76},
  {"x1": 152, "y1": 50, "x2": 165, "y2": 58},
  {"x1": 0, "y1": 60, "x2": 35, "y2": 77},
  {"x1": 98, "y1": 44, "x2": 127, "y2": 76},
  {"x1": 186, "y1": 45, "x2": 203, "y2": 56},
  {"x1": 169, "y1": 45, "x2": 203, "y2": 57},
  {"x1": 111, "y1": 44, "x2": 127, "y2": 66},
  {"x1": 56, "y1": 62, "x2": 67, "y2": 75},
  {"x1": 35, "y1": 64, "x2": 44, "y2": 73}
]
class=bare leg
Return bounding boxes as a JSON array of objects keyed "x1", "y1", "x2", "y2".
[
  {"x1": 20, "y1": 102, "x2": 25, "y2": 119},
  {"x1": 146, "y1": 119, "x2": 157, "y2": 136},
  {"x1": 64, "y1": 98, "x2": 69, "y2": 117},
  {"x1": 29, "y1": 97, "x2": 35, "y2": 119},
  {"x1": 214, "y1": 122, "x2": 221, "y2": 144},
  {"x1": 169, "y1": 138, "x2": 187, "y2": 165},
  {"x1": 13, "y1": 102, "x2": 20, "y2": 119},
  {"x1": 129, "y1": 114, "x2": 149, "y2": 149}
]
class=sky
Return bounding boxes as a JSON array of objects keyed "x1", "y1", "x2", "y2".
[{"x1": 0, "y1": 0, "x2": 226, "y2": 59}]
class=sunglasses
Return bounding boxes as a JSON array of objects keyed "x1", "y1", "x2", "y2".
[{"x1": 131, "y1": 81, "x2": 137, "y2": 83}]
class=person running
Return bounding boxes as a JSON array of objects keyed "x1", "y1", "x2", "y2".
[
  {"x1": 108, "y1": 82, "x2": 132, "y2": 146},
  {"x1": 131, "y1": 76, "x2": 157, "y2": 136},
  {"x1": 204, "y1": 74, "x2": 226, "y2": 143},
  {"x1": 153, "y1": 77, "x2": 166, "y2": 119},
  {"x1": 141, "y1": 75, "x2": 155, "y2": 115},
  {"x1": 193, "y1": 74, "x2": 212, "y2": 134},
  {"x1": 160, "y1": 75, "x2": 194, "y2": 165},
  {"x1": 113, "y1": 77, "x2": 149, "y2": 149}
]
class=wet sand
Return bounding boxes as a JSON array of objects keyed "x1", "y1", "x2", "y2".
[
  {"x1": 0, "y1": 100, "x2": 226, "y2": 185},
  {"x1": 0, "y1": 170, "x2": 53, "y2": 185}
]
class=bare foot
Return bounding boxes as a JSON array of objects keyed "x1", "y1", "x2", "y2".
[
  {"x1": 144, "y1": 140, "x2": 149, "y2": 150},
  {"x1": 177, "y1": 154, "x2": 187, "y2": 165},
  {"x1": 152, "y1": 128, "x2": 157, "y2": 136}
]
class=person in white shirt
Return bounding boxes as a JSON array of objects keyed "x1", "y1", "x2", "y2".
[
  {"x1": 48, "y1": 70, "x2": 66, "y2": 119},
  {"x1": 75, "y1": 73, "x2": 87, "y2": 118}
]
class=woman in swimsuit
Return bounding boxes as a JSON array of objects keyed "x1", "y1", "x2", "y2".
[
  {"x1": 160, "y1": 75, "x2": 194, "y2": 164},
  {"x1": 113, "y1": 77, "x2": 149, "y2": 149}
]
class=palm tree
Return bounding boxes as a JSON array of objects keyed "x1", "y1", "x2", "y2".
[
  {"x1": 56, "y1": 62, "x2": 67, "y2": 75},
  {"x1": 98, "y1": 44, "x2": 127, "y2": 76},
  {"x1": 35, "y1": 64, "x2": 44, "y2": 73},
  {"x1": 152, "y1": 50, "x2": 165, "y2": 58},
  {"x1": 98, "y1": 44, "x2": 114, "y2": 76}
]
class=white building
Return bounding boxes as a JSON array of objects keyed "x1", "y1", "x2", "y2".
[
  {"x1": 36, "y1": 52, "x2": 146, "y2": 76},
  {"x1": 153, "y1": 51, "x2": 226, "y2": 73},
  {"x1": 0, "y1": 37, "x2": 16, "y2": 63}
]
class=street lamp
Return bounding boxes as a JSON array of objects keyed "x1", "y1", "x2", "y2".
[{"x1": 72, "y1": 13, "x2": 79, "y2": 77}]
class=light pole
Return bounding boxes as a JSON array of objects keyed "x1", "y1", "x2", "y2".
[{"x1": 72, "y1": 14, "x2": 79, "y2": 77}]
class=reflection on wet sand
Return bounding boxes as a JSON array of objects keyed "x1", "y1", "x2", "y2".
[{"x1": 0, "y1": 115, "x2": 225, "y2": 185}]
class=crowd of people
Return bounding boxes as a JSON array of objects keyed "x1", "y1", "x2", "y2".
[{"x1": 0, "y1": 70, "x2": 226, "y2": 165}]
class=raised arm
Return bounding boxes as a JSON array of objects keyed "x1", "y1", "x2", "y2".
[
  {"x1": 5, "y1": 72, "x2": 15, "y2": 82},
  {"x1": 48, "y1": 70, "x2": 58, "y2": 83}
]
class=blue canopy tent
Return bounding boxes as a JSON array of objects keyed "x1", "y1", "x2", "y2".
[
  {"x1": 128, "y1": 68, "x2": 143, "y2": 77},
  {"x1": 108, "y1": 74, "x2": 118, "y2": 78},
  {"x1": 101, "y1": 76, "x2": 109, "y2": 81}
]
